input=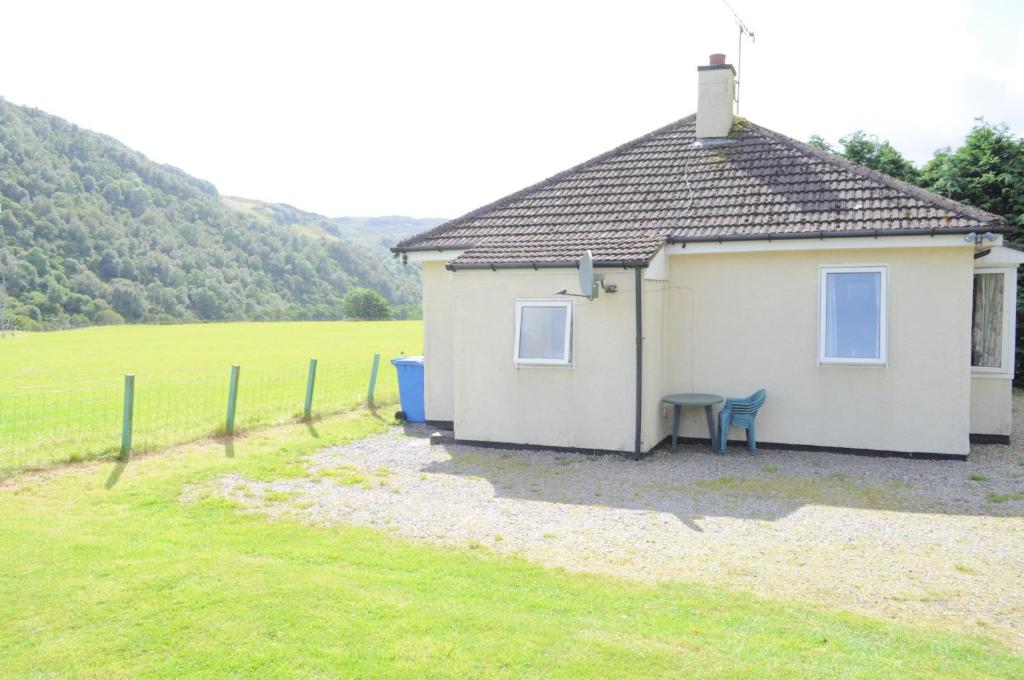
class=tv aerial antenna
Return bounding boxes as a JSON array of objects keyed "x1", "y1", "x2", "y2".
[{"x1": 721, "y1": 0, "x2": 755, "y2": 115}]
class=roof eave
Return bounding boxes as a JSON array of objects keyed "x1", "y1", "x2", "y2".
[
  {"x1": 445, "y1": 259, "x2": 649, "y2": 272},
  {"x1": 391, "y1": 243, "x2": 474, "y2": 254},
  {"x1": 667, "y1": 225, "x2": 1016, "y2": 245}
]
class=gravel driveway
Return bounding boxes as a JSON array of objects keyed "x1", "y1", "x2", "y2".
[{"x1": 212, "y1": 400, "x2": 1024, "y2": 650}]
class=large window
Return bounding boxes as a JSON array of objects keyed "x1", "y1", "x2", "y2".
[
  {"x1": 818, "y1": 266, "x2": 887, "y2": 365},
  {"x1": 514, "y1": 300, "x2": 573, "y2": 366},
  {"x1": 972, "y1": 270, "x2": 1013, "y2": 375}
]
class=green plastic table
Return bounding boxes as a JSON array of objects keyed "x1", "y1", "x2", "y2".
[{"x1": 662, "y1": 393, "x2": 724, "y2": 452}]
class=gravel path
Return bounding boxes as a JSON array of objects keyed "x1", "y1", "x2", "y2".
[{"x1": 211, "y1": 400, "x2": 1024, "y2": 650}]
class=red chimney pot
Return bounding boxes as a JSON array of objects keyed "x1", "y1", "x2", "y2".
[{"x1": 709, "y1": 53, "x2": 727, "y2": 65}]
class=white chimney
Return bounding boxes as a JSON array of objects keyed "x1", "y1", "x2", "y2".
[{"x1": 696, "y1": 53, "x2": 736, "y2": 138}]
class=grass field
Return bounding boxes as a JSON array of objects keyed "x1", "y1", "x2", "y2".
[
  {"x1": 0, "y1": 321, "x2": 422, "y2": 474},
  {"x1": 1, "y1": 409, "x2": 1021, "y2": 678}
]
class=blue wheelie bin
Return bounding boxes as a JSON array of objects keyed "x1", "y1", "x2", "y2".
[{"x1": 390, "y1": 356, "x2": 425, "y2": 422}]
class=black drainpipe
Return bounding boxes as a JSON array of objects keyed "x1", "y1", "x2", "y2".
[{"x1": 634, "y1": 266, "x2": 643, "y2": 457}]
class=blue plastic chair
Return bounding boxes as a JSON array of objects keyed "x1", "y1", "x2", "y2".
[{"x1": 717, "y1": 389, "x2": 767, "y2": 453}]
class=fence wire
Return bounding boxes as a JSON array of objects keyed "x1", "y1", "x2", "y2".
[
  {"x1": 0, "y1": 354, "x2": 396, "y2": 474},
  {"x1": 0, "y1": 382, "x2": 122, "y2": 470}
]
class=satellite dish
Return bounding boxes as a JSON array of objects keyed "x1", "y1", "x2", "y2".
[
  {"x1": 554, "y1": 250, "x2": 616, "y2": 299},
  {"x1": 578, "y1": 250, "x2": 597, "y2": 299}
]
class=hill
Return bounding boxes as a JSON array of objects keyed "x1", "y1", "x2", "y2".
[
  {"x1": 221, "y1": 195, "x2": 441, "y2": 257},
  {"x1": 0, "y1": 98, "x2": 435, "y2": 329},
  {"x1": 329, "y1": 215, "x2": 445, "y2": 243}
]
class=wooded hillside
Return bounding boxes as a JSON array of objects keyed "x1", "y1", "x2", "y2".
[{"x1": 0, "y1": 99, "x2": 438, "y2": 328}]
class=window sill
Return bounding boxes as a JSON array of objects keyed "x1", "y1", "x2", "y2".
[
  {"x1": 971, "y1": 371, "x2": 1013, "y2": 380},
  {"x1": 514, "y1": 361, "x2": 574, "y2": 368},
  {"x1": 818, "y1": 359, "x2": 887, "y2": 367}
]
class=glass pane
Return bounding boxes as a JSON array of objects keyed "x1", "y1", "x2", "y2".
[
  {"x1": 518, "y1": 306, "x2": 568, "y2": 361},
  {"x1": 824, "y1": 271, "x2": 881, "y2": 359},
  {"x1": 972, "y1": 273, "x2": 1003, "y2": 368}
]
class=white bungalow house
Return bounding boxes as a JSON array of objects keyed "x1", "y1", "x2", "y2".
[{"x1": 394, "y1": 55, "x2": 1022, "y2": 461}]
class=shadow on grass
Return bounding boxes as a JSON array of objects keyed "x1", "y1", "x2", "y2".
[
  {"x1": 366, "y1": 402, "x2": 398, "y2": 424},
  {"x1": 105, "y1": 458, "x2": 127, "y2": 489}
]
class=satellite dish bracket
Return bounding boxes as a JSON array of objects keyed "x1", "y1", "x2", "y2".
[
  {"x1": 590, "y1": 272, "x2": 618, "y2": 297},
  {"x1": 554, "y1": 250, "x2": 618, "y2": 299}
]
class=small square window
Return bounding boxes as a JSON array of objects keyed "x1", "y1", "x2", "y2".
[
  {"x1": 819, "y1": 266, "x2": 887, "y2": 365},
  {"x1": 514, "y1": 300, "x2": 572, "y2": 366}
]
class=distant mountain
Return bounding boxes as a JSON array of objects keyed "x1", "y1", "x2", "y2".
[
  {"x1": 221, "y1": 195, "x2": 442, "y2": 260},
  {"x1": 329, "y1": 215, "x2": 446, "y2": 243},
  {"x1": 0, "y1": 98, "x2": 437, "y2": 328}
]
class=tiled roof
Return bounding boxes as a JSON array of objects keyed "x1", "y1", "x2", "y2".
[
  {"x1": 395, "y1": 115, "x2": 1010, "y2": 268},
  {"x1": 445, "y1": 233, "x2": 667, "y2": 268}
]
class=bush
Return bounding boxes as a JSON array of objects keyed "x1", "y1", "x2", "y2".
[
  {"x1": 391, "y1": 304, "x2": 422, "y2": 321},
  {"x1": 341, "y1": 288, "x2": 391, "y2": 320},
  {"x1": 93, "y1": 309, "x2": 125, "y2": 325},
  {"x1": 12, "y1": 315, "x2": 44, "y2": 332}
]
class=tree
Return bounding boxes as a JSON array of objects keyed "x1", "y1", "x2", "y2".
[
  {"x1": 918, "y1": 121, "x2": 1024, "y2": 230},
  {"x1": 918, "y1": 121, "x2": 1024, "y2": 382},
  {"x1": 109, "y1": 279, "x2": 147, "y2": 321},
  {"x1": 807, "y1": 131, "x2": 919, "y2": 184},
  {"x1": 342, "y1": 287, "x2": 391, "y2": 320},
  {"x1": 93, "y1": 308, "x2": 125, "y2": 325},
  {"x1": 190, "y1": 287, "x2": 225, "y2": 320},
  {"x1": 841, "y1": 132, "x2": 920, "y2": 183},
  {"x1": 0, "y1": 97, "x2": 423, "y2": 330},
  {"x1": 25, "y1": 247, "x2": 49, "y2": 276},
  {"x1": 97, "y1": 249, "x2": 121, "y2": 280},
  {"x1": 807, "y1": 134, "x2": 834, "y2": 153}
]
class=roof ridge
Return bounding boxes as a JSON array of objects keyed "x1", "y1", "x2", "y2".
[
  {"x1": 745, "y1": 122, "x2": 1009, "y2": 229},
  {"x1": 393, "y1": 114, "x2": 696, "y2": 252}
]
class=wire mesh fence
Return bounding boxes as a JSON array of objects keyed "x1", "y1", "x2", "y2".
[
  {"x1": 0, "y1": 353, "x2": 399, "y2": 475},
  {"x1": 0, "y1": 381, "x2": 122, "y2": 470}
]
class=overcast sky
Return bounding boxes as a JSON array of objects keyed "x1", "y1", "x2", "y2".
[{"x1": 3, "y1": 0, "x2": 1022, "y2": 218}]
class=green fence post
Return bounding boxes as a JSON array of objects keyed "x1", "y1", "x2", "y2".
[
  {"x1": 367, "y1": 353, "x2": 381, "y2": 405},
  {"x1": 120, "y1": 374, "x2": 135, "y2": 458},
  {"x1": 304, "y1": 358, "x2": 318, "y2": 421},
  {"x1": 226, "y1": 364, "x2": 240, "y2": 435}
]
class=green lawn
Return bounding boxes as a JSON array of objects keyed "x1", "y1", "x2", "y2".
[
  {"x1": 0, "y1": 321, "x2": 422, "y2": 473},
  {"x1": 0, "y1": 410, "x2": 1020, "y2": 678}
]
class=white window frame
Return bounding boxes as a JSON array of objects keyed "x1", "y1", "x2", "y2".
[
  {"x1": 513, "y1": 299, "x2": 573, "y2": 367},
  {"x1": 818, "y1": 265, "x2": 888, "y2": 366},
  {"x1": 970, "y1": 267, "x2": 1016, "y2": 378}
]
